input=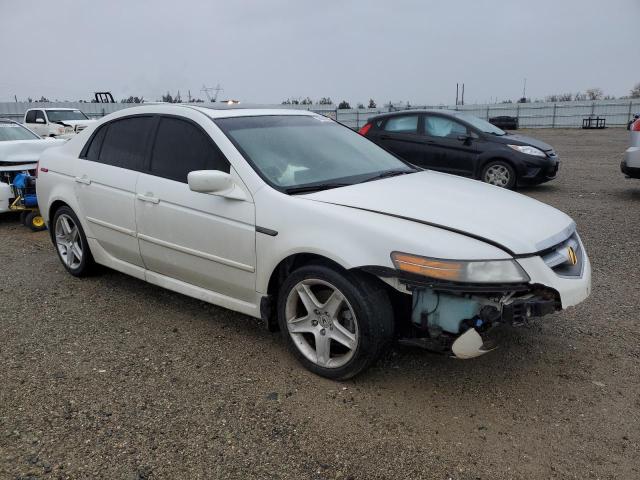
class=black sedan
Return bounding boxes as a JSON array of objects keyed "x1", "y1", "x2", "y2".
[{"x1": 359, "y1": 110, "x2": 559, "y2": 188}]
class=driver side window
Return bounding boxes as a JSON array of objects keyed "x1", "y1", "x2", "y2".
[
  {"x1": 35, "y1": 110, "x2": 46, "y2": 123},
  {"x1": 423, "y1": 115, "x2": 468, "y2": 138}
]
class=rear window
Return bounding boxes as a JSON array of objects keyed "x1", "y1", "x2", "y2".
[
  {"x1": 98, "y1": 117, "x2": 153, "y2": 170},
  {"x1": 383, "y1": 115, "x2": 419, "y2": 134}
]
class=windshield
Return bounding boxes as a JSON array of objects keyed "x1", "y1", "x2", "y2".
[
  {"x1": 0, "y1": 122, "x2": 40, "y2": 141},
  {"x1": 215, "y1": 115, "x2": 415, "y2": 191},
  {"x1": 46, "y1": 109, "x2": 89, "y2": 122},
  {"x1": 454, "y1": 112, "x2": 506, "y2": 135}
]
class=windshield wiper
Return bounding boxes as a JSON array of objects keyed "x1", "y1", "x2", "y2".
[
  {"x1": 285, "y1": 183, "x2": 351, "y2": 195},
  {"x1": 360, "y1": 169, "x2": 415, "y2": 183}
]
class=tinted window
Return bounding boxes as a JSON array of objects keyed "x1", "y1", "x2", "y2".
[
  {"x1": 25, "y1": 111, "x2": 36, "y2": 123},
  {"x1": 150, "y1": 117, "x2": 229, "y2": 182},
  {"x1": 35, "y1": 110, "x2": 46, "y2": 123},
  {"x1": 84, "y1": 125, "x2": 108, "y2": 161},
  {"x1": 383, "y1": 115, "x2": 418, "y2": 133},
  {"x1": 423, "y1": 115, "x2": 468, "y2": 138},
  {"x1": 99, "y1": 117, "x2": 152, "y2": 170}
]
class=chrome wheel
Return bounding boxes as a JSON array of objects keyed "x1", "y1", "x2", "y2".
[
  {"x1": 484, "y1": 164, "x2": 511, "y2": 187},
  {"x1": 55, "y1": 213, "x2": 83, "y2": 269},
  {"x1": 284, "y1": 279, "x2": 359, "y2": 369}
]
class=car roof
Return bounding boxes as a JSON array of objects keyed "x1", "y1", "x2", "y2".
[
  {"x1": 367, "y1": 109, "x2": 460, "y2": 122},
  {"x1": 100, "y1": 103, "x2": 320, "y2": 120}
]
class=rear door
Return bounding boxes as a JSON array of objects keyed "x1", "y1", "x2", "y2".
[
  {"x1": 74, "y1": 116, "x2": 154, "y2": 268},
  {"x1": 371, "y1": 114, "x2": 425, "y2": 166},
  {"x1": 135, "y1": 115, "x2": 256, "y2": 303},
  {"x1": 421, "y1": 114, "x2": 480, "y2": 176}
]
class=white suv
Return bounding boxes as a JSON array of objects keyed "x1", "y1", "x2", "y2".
[{"x1": 37, "y1": 104, "x2": 591, "y2": 379}]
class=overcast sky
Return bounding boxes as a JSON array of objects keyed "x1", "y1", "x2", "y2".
[{"x1": 1, "y1": 0, "x2": 638, "y2": 105}]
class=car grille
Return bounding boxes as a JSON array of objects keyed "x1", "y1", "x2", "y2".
[{"x1": 541, "y1": 232, "x2": 583, "y2": 277}]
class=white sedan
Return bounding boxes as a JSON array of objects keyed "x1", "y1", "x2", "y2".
[{"x1": 36, "y1": 105, "x2": 591, "y2": 379}]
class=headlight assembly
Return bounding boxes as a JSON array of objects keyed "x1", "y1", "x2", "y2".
[
  {"x1": 391, "y1": 252, "x2": 530, "y2": 283},
  {"x1": 507, "y1": 144, "x2": 547, "y2": 157}
]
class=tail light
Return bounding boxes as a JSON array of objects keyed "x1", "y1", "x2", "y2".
[
  {"x1": 632, "y1": 119, "x2": 640, "y2": 131},
  {"x1": 358, "y1": 123, "x2": 373, "y2": 136}
]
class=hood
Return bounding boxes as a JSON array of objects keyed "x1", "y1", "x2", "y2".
[
  {"x1": 492, "y1": 133, "x2": 554, "y2": 152},
  {"x1": 302, "y1": 171, "x2": 574, "y2": 256},
  {"x1": 55, "y1": 119, "x2": 97, "y2": 129},
  {"x1": 0, "y1": 138, "x2": 66, "y2": 165}
]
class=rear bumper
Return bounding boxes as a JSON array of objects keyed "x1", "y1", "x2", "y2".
[{"x1": 622, "y1": 147, "x2": 640, "y2": 178}]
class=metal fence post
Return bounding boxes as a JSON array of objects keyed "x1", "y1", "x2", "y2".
[
  {"x1": 516, "y1": 104, "x2": 520, "y2": 125},
  {"x1": 356, "y1": 110, "x2": 359, "y2": 129},
  {"x1": 552, "y1": 104, "x2": 557, "y2": 128},
  {"x1": 628, "y1": 101, "x2": 633, "y2": 123},
  {"x1": 486, "y1": 106, "x2": 490, "y2": 120},
  {"x1": 591, "y1": 102, "x2": 595, "y2": 116}
]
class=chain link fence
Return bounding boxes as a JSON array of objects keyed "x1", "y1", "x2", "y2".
[{"x1": 2, "y1": 99, "x2": 639, "y2": 130}]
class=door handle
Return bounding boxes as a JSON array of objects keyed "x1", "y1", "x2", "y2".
[
  {"x1": 74, "y1": 175, "x2": 91, "y2": 185},
  {"x1": 136, "y1": 193, "x2": 160, "y2": 204}
]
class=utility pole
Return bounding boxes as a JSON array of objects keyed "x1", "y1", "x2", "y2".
[
  {"x1": 522, "y1": 78, "x2": 527, "y2": 100},
  {"x1": 461, "y1": 83, "x2": 465, "y2": 106},
  {"x1": 456, "y1": 83, "x2": 459, "y2": 106}
]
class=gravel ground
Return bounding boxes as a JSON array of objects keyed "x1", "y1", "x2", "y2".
[{"x1": 1, "y1": 128, "x2": 639, "y2": 479}]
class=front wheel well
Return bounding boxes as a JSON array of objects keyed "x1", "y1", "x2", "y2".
[
  {"x1": 477, "y1": 157, "x2": 517, "y2": 178},
  {"x1": 263, "y1": 253, "x2": 400, "y2": 331}
]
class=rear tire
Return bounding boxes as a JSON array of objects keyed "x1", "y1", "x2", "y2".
[
  {"x1": 52, "y1": 206, "x2": 95, "y2": 277},
  {"x1": 277, "y1": 263, "x2": 394, "y2": 380},
  {"x1": 20, "y1": 211, "x2": 30, "y2": 226},
  {"x1": 481, "y1": 160, "x2": 516, "y2": 189}
]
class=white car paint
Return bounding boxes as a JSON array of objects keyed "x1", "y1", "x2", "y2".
[
  {"x1": 35, "y1": 104, "x2": 591, "y2": 363},
  {"x1": 0, "y1": 123, "x2": 65, "y2": 213},
  {"x1": 23, "y1": 108, "x2": 97, "y2": 139}
]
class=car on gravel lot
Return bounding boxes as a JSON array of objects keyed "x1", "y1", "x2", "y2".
[
  {"x1": 621, "y1": 117, "x2": 640, "y2": 179},
  {"x1": 359, "y1": 110, "x2": 559, "y2": 188},
  {"x1": 36, "y1": 105, "x2": 591, "y2": 379},
  {"x1": 0, "y1": 119, "x2": 64, "y2": 215}
]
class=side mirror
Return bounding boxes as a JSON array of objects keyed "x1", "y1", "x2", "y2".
[
  {"x1": 187, "y1": 170, "x2": 246, "y2": 200},
  {"x1": 35, "y1": 118, "x2": 45, "y2": 124}
]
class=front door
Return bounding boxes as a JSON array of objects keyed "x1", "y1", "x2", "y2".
[
  {"x1": 135, "y1": 115, "x2": 257, "y2": 303},
  {"x1": 421, "y1": 114, "x2": 480, "y2": 177}
]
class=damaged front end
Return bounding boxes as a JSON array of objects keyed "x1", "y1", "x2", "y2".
[{"x1": 364, "y1": 265, "x2": 561, "y2": 359}]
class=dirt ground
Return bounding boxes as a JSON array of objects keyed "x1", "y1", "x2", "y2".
[{"x1": 1, "y1": 128, "x2": 638, "y2": 479}]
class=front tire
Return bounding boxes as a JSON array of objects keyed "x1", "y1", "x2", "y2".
[
  {"x1": 481, "y1": 160, "x2": 516, "y2": 189},
  {"x1": 277, "y1": 263, "x2": 394, "y2": 380},
  {"x1": 52, "y1": 206, "x2": 95, "y2": 276}
]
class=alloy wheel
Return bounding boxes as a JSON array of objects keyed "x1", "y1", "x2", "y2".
[
  {"x1": 55, "y1": 213, "x2": 83, "y2": 269},
  {"x1": 284, "y1": 279, "x2": 359, "y2": 369}
]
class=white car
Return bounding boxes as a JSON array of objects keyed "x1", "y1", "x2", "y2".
[
  {"x1": 24, "y1": 107, "x2": 97, "y2": 139},
  {"x1": 0, "y1": 119, "x2": 65, "y2": 214},
  {"x1": 621, "y1": 117, "x2": 640, "y2": 179},
  {"x1": 36, "y1": 105, "x2": 591, "y2": 379}
]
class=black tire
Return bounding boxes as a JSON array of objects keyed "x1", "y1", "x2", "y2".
[
  {"x1": 51, "y1": 206, "x2": 96, "y2": 277},
  {"x1": 481, "y1": 160, "x2": 517, "y2": 189},
  {"x1": 25, "y1": 211, "x2": 47, "y2": 231},
  {"x1": 277, "y1": 263, "x2": 394, "y2": 380},
  {"x1": 20, "y1": 211, "x2": 30, "y2": 226}
]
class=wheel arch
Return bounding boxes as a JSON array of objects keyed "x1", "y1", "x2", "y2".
[{"x1": 262, "y1": 252, "x2": 398, "y2": 332}]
